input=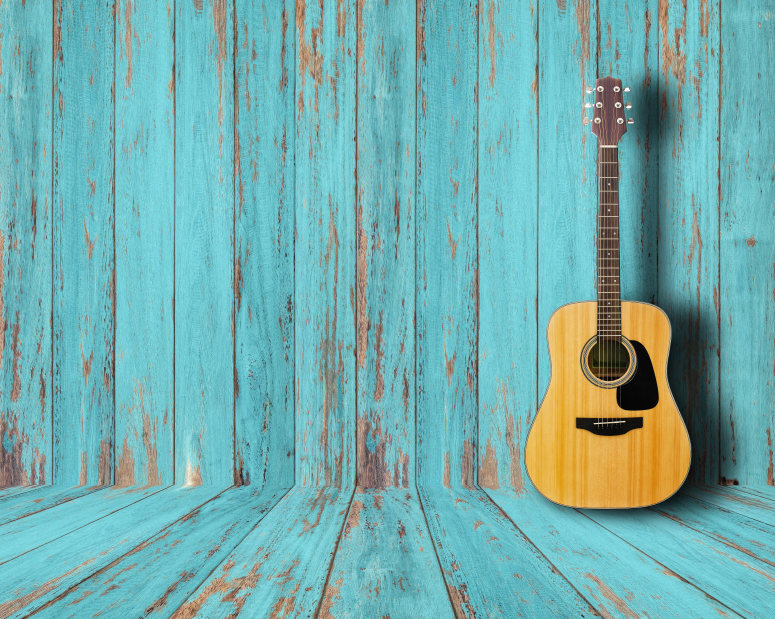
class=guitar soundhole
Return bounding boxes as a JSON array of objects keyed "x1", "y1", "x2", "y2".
[{"x1": 587, "y1": 339, "x2": 630, "y2": 382}]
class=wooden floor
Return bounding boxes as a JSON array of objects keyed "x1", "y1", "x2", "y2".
[{"x1": 0, "y1": 484, "x2": 773, "y2": 618}]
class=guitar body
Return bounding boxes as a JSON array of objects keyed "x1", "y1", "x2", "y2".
[{"x1": 525, "y1": 301, "x2": 691, "y2": 508}]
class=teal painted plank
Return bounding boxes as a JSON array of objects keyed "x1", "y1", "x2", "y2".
[
  {"x1": 295, "y1": 0, "x2": 357, "y2": 487},
  {"x1": 477, "y1": 0, "x2": 537, "y2": 493},
  {"x1": 537, "y1": 0, "x2": 598, "y2": 398},
  {"x1": 175, "y1": 0, "x2": 235, "y2": 486},
  {"x1": 172, "y1": 486, "x2": 353, "y2": 617},
  {"x1": 657, "y1": 0, "x2": 720, "y2": 485},
  {"x1": 31, "y1": 486, "x2": 288, "y2": 618},
  {"x1": 0, "y1": 485, "x2": 225, "y2": 618},
  {"x1": 416, "y1": 0, "x2": 478, "y2": 488},
  {"x1": 419, "y1": 486, "x2": 594, "y2": 618},
  {"x1": 0, "y1": 487, "x2": 36, "y2": 501},
  {"x1": 0, "y1": 0, "x2": 52, "y2": 487},
  {"x1": 597, "y1": 0, "x2": 659, "y2": 304},
  {"x1": 355, "y1": 0, "x2": 415, "y2": 489},
  {"x1": 719, "y1": 2, "x2": 775, "y2": 486},
  {"x1": 682, "y1": 485, "x2": 775, "y2": 526},
  {"x1": 0, "y1": 484, "x2": 100, "y2": 526},
  {"x1": 738, "y1": 486, "x2": 775, "y2": 503},
  {"x1": 585, "y1": 503, "x2": 775, "y2": 616},
  {"x1": 653, "y1": 492, "x2": 775, "y2": 568},
  {"x1": 114, "y1": 0, "x2": 175, "y2": 486},
  {"x1": 53, "y1": 0, "x2": 115, "y2": 486},
  {"x1": 489, "y1": 488, "x2": 740, "y2": 618},
  {"x1": 321, "y1": 488, "x2": 453, "y2": 617},
  {"x1": 234, "y1": 0, "x2": 295, "y2": 488},
  {"x1": 0, "y1": 485, "x2": 164, "y2": 564}
]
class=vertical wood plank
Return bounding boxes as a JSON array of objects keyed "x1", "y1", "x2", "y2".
[
  {"x1": 0, "y1": 0, "x2": 52, "y2": 486},
  {"x1": 477, "y1": 0, "x2": 537, "y2": 493},
  {"x1": 114, "y1": 0, "x2": 175, "y2": 487},
  {"x1": 233, "y1": 0, "x2": 295, "y2": 489},
  {"x1": 295, "y1": 0, "x2": 357, "y2": 487},
  {"x1": 175, "y1": 0, "x2": 235, "y2": 486},
  {"x1": 657, "y1": 0, "x2": 720, "y2": 485},
  {"x1": 53, "y1": 0, "x2": 115, "y2": 486},
  {"x1": 597, "y1": 0, "x2": 659, "y2": 305},
  {"x1": 356, "y1": 0, "x2": 415, "y2": 488},
  {"x1": 416, "y1": 0, "x2": 478, "y2": 489},
  {"x1": 537, "y1": 0, "x2": 597, "y2": 400},
  {"x1": 719, "y1": 2, "x2": 775, "y2": 485}
]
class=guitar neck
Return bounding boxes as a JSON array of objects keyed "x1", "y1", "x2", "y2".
[{"x1": 597, "y1": 145, "x2": 620, "y2": 341}]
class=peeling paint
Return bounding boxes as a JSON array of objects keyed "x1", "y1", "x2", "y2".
[
  {"x1": 479, "y1": 437, "x2": 499, "y2": 489},
  {"x1": 584, "y1": 573, "x2": 639, "y2": 618},
  {"x1": 124, "y1": 0, "x2": 133, "y2": 88}
]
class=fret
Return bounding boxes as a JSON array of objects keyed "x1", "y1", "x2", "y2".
[{"x1": 597, "y1": 145, "x2": 621, "y2": 340}]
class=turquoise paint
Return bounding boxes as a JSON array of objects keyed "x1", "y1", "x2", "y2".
[
  {"x1": 0, "y1": 0, "x2": 52, "y2": 487},
  {"x1": 175, "y1": 0, "x2": 235, "y2": 486},
  {"x1": 0, "y1": 485, "x2": 100, "y2": 526},
  {"x1": 114, "y1": 0, "x2": 175, "y2": 487},
  {"x1": 53, "y1": 0, "x2": 115, "y2": 486}
]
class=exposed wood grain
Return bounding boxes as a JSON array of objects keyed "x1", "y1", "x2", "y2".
[
  {"x1": 53, "y1": 0, "x2": 115, "y2": 486},
  {"x1": 0, "y1": 486, "x2": 225, "y2": 618},
  {"x1": 682, "y1": 485, "x2": 775, "y2": 526},
  {"x1": 477, "y1": 0, "x2": 537, "y2": 494},
  {"x1": 416, "y1": 0, "x2": 478, "y2": 489},
  {"x1": 657, "y1": 0, "x2": 720, "y2": 485},
  {"x1": 114, "y1": 0, "x2": 175, "y2": 487},
  {"x1": 719, "y1": 1, "x2": 775, "y2": 486},
  {"x1": 419, "y1": 485, "x2": 595, "y2": 618},
  {"x1": 321, "y1": 488, "x2": 452, "y2": 617},
  {"x1": 175, "y1": 0, "x2": 235, "y2": 486},
  {"x1": 0, "y1": 485, "x2": 164, "y2": 564},
  {"x1": 30, "y1": 486, "x2": 287, "y2": 618},
  {"x1": 0, "y1": 0, "x2": 52, "y2": 488},
  {"x1": 0, "y1": 488, "x2": 36, "y2": 501},
  {"x1": 295, "y1": 0, "x2": 357, "y2": 487},
  {"x1": 489, "y1": 488, "x2": 741, "y2": 618},
  {"x1": 0, "y1": 485, "x2": 100, "y2": 527},
  {"x1": 170, "y1": 486, "x2": 353, "y2": 617},
  {"x1": 585, "y1": 502, "x2": 775, "y2": 616}
]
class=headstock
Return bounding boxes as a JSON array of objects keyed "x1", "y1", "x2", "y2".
[{"x1": 582, "y1": 76, "x2": 634, "y2": 145}]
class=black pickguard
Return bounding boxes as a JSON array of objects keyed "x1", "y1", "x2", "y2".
[{"x1": 617, "y1": 340, "x2": 659, "y2": 411}]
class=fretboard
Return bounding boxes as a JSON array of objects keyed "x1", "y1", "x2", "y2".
[{"x1": 597, "y1": 146, "x2": 620, "y2": 341}]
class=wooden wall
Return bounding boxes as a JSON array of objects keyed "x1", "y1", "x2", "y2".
[{"x1": 0, "y1": 0, "x2": 772, "y2": 488}]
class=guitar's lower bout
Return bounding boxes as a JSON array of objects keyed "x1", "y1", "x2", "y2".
[{"x1": 525, "y1": 301, "x2": 691, "y2": 509}]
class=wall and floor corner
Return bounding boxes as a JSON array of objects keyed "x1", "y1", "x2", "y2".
[{"x1": 0, "y1": 1, "x2": 774, "y2": 618}]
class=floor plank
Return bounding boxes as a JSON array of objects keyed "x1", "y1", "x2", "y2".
[
  {"x1": 30, "y1": 486, "x2": 289, "y2": 618},
  {"x1": 419, "y1": 486, "x2": 594, "y2": 618},
  {"x1": 736, "y1": 486, "x2": 775, "y2": 503},
  {"x1": 320, "y1": 488, "x2": 453, "y2": 618},
  {"x1": 584, "y1": 502, "x2": 775, "y2": 617},
  {"x1": 489, "y1": 488, "x2": 742, "y2": 618},
  {"x1": 0, "y1": 487, "x2": 36, "y2": 501},
  {"x1": 171, "y1": 486, "x2": 352, "y2": 618},
  {"x1": 682, "y1": 485, "x2": 775, "y2": 526},
  {"x1": 0, "y1": 485, "x2": 102, "y2": 525},
  {"x1": 0, "y1": 486, "x2": 225, "y2": 618},
  {"x1": 0, "y1": 486, "x2": 165, "y2": 565}
]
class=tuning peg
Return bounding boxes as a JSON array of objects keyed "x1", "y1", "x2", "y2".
[
  {"x1": 625, "y1": 102, "x2": 632, "y2": 109},
  {"x1": 585, "y1": 103, "x2": 593, "y2": 108},
  {"x1": 623, "y1": 86, "x2": 631, "y2": 92},
  {"x1": 586, "y1": 86, "x2": 594, "y2": 94},
  {"x1": 627, "y1": 118, "x2": 635, "y2": 125},
  {"x1": 582, "y1": 116, "x2": 590, "y2": 125}
]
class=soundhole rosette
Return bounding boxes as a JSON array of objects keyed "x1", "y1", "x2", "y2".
[{"x1": 580, "y1": 335, "x2": 637, "y2": 388}]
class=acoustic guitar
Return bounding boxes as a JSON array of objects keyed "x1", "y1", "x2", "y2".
[{"x1": 525, "y1": 76, "x2": 691, "y2": 509}]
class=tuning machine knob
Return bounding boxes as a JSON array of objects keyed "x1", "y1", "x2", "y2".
[
  {"x1": 586, "y1": 86, "x2": 594, "y2": 94},
  {"x1": 582, "y1": 116, "x2": 590, "y2": 125},
  {"x1": 627, "y1": 118, "x2": 635, "y2": 125},
  {"x1": 623, "y1": 86, "x2": 631, "y2": 92},
  {"x1": 625, "y1": 102, "x2": 632, "y2": 109},
  {"x1": 585, "y1": 103, "x2": 593, "y2": 108}
]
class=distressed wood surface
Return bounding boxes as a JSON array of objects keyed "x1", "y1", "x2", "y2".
[
  {"x1": 233, "y1": 0, "x2": 296, "y2": 489},
  {"x1": 419, "y1": 485, "x2": 594, "y2": 618},
  {"x1": 355, "y1": 0, "x2": 416, "y2": 490},
  {"x1": 682, "y1": 484, "x2": 775, "y2": 526},
  {"x1": 738, "y1": 486, "x2": 775, "y2": 503},
  {"x1": 586, "y1": 503, "x2": 775, "y2": 616},
  {"x1": 416, "y1": 0, "x2": 478, "y2": 489},
  {"x1": 657, "y1": 0, "x2": 721, "y2": 485},
  {"x1": 0, "y1": 485, "x2": 163, "y2": 564},
  {"x1": 114, "y1": 0, "x2": 175, "y2": 487},
  {"x1": 171, "y1": 486, "x2": 353, "y2": 617},
  {"x1": 294, "y1": 0, "x2": 357, "y2": 487},
  {"x1": 719, "y1": 2, "x2": 775, "y2": 486},
  {"x1": 0, "y1": 484, "x2": 101, "y2": 527},
  {"x1": 477, "y1": 0, "x2": 536, "y2": 495},
  {"x1": 321, "y1": 488, "x2": 452, "y2": 617},
  {"x1": 0, "y1": 487, "x2": 36, "y2": 501},
  {"x1": 489, "y1": 488, "x2": 741, "y2": 618},
  {"x1": 0, "y1": 485, "x2": 225, "y2": 618},
  {"x1": 0, "y1": 0, "x2": 52, "y2": 487},
  {"x1": 53, "y1": 0, "x2": 115, "y2": 486},
  {"x1": 31, "y1": 486, "x2": 287, "y2": 618},
  {"x1": 175, "y1": 0, "x2": 235, "y2": 486}
]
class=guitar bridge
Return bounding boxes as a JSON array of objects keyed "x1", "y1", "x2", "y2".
[{"x1": 576, "y1": 417, "x2": 643, "y2": 436}]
